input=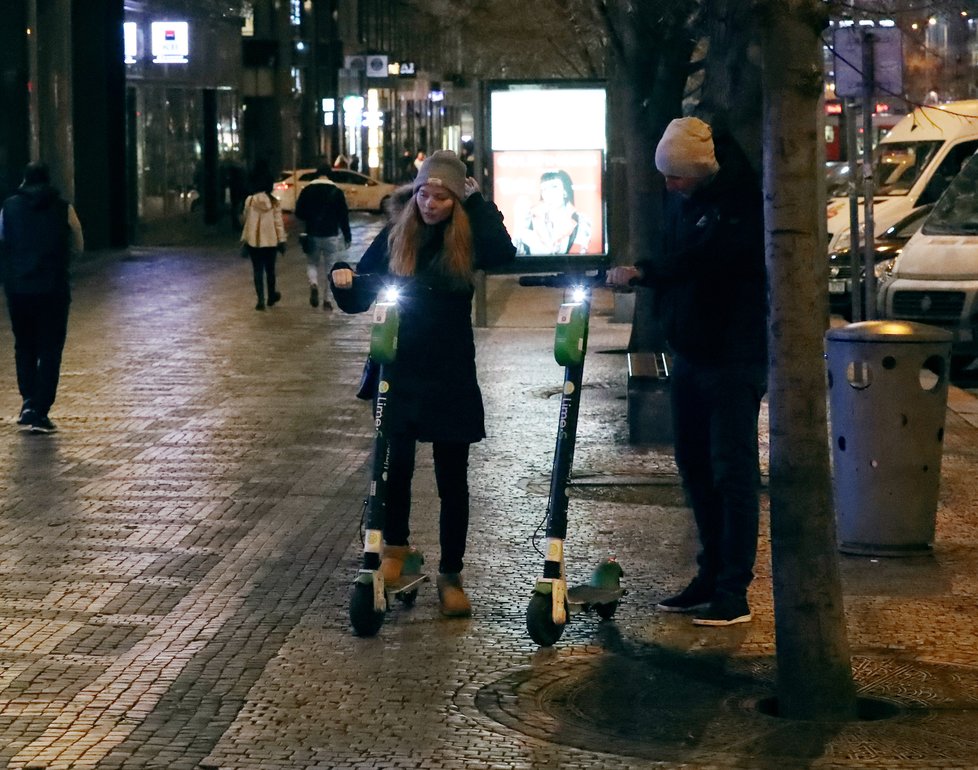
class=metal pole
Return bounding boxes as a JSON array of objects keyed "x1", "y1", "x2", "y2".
[
  {"x1": 861, "y1": 31, "x2": 877, "y2": 320},
  {"x1": 26, "y1": 0, "x2": 40, "y2": 160},
  {"x1": 846, "y1": 99, "x2": 861, "y2": 322}
]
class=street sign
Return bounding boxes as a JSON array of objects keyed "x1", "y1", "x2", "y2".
[{"x1": 834, "y1": 26, "x2": 903, "y2": 98}]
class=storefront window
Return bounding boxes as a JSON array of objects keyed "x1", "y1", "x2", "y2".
[
  {"x1": 137, "y1": 86, "x2": 202, "y2": 219},
  {"x1": 133, "y1": 85, "x2": 241, "y2": 223}
]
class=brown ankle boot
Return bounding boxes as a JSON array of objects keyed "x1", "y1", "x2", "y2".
[
  {"x1": 436, "y1": 573, "x2": 472, "y2": 617},
  {"x1": 380, "y1": 544, "x2": 410, "y2": 584}
]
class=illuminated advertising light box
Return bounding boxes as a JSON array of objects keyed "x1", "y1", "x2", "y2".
[
  {"x1": 488, "y1": 82, "x2": 607, "y2": 263},
  {"x1": 151, "y1": 21, "x2": 189, "y2": 64},
  {"x1": 123, "y1": 22, "x2": 137, "y2": 64}
]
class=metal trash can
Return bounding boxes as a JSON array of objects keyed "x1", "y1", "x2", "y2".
[{"x1": 825, "y1": 320, "x2": 952, "y2": 556}]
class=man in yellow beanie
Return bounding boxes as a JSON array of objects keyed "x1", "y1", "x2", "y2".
[{"x1": 607, "y1": 117, "x2": 768, "y2": 626}]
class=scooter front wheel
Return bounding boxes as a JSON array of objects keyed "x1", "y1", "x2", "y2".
[
  {"x1": 595, "y1": 601, "x2": 619, "y2": 620},
  {"x1": 527, "y1": 591, "x2": 566, "y2": 647},
  {"x1": 350, "y1": 581, "x2": 385, "y2": 636}
]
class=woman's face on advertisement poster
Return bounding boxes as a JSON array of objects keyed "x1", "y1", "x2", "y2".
[
  {"x1": 540, "y1": 178, "x2": 567, "y2": 209},
  {"x1": 416, "y1": 184, "x2": 456, "y2": 225}
]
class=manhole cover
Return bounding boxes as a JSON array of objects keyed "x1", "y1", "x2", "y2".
[{"x1": 474, "y1": 653, "x2": 978, "y2": 764}]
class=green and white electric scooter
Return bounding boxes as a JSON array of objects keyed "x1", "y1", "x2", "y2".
[
  {"x1": 519, "y1": 272, "x2": 625, "y2": 647},
  {"x1": 348, "y1": 286, "x2": 429, "y2": 637}
]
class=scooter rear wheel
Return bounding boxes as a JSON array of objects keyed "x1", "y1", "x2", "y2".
[
  {"x1": 397, "y1": 589, "x2": 418, "y2": 606},
  {"x1": 595, "y1": 601, "x2": 619, "y2": 620},
  {"x1": 350, "y1": 581, "x2": 385, "y2": 636},
  {"x1": 527, "y1": 592, "x2": 566, "y2": 647}
]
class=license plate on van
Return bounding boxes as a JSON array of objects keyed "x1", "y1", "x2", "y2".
[{"x1": 829, "y1": 280, "x2": 848, "y2": 294}]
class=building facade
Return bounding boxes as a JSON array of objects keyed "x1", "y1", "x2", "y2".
[
  {"x1": 242, "y1": 0, "x2": 471, "y2": 185},
  {"x1": 124, "y1": 1, "x2": 244, "y2": 231}
]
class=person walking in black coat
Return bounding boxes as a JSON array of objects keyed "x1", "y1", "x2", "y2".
[
  {"x1": 294, "y1": 167, "x2": 351, "y2": 310},
  {"x1": 607, "y1": 118, "x2": 768, "y2": 627},
  {"x1": 0, "y1": 162, "x2": 84, "y2": 433},
  {"x1": 330, "y1": 150, "x2": 515, "y2": 616}
]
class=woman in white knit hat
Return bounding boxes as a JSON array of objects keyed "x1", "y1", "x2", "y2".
[
  {"x1": 607, "y1": 116, "x2": 768, "y2": 627},
  {"x1": 330, "y1": 150, "x2": 516, "y2": 618}
]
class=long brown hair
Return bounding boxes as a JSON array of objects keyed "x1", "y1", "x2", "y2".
[{"x1": 388, "y1": 193, "x2": 473, "y2": 283}]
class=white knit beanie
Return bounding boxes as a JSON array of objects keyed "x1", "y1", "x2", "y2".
[{"x1": 655, "y1": 117, "x2": 720, "y2": 179}]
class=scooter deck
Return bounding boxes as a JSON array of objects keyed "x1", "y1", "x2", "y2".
[
  {"x1": 385, "y1": 573, "x2": 429, "y2": 598},
  {"x1": 567, "y1": 584, "x2": 625, "y2": 606}
]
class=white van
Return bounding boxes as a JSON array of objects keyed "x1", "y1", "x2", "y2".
[
  {"x1": 878, "y1": 150, "x2": 978, "y2": 364},
  {"x1": 826, "y1": 100, "x2": 978, "y2": 253}
]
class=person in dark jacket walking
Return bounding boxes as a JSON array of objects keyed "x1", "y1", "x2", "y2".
[
  {"x1": 0, "y1": 162, "x2": 84, "y2": 433},
  {"x1": 294, "y1": 167, "x2": 352, "y2": 310},
  {"x1": 607, "y1": 117, "x2": 768, "y2": 626},
  {"x1": 330, "y1": 150, "x2": 515, "y2": 617}
]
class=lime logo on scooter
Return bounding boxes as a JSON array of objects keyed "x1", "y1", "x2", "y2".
[{"x1": 374, "y1": 389, "x2": 389, "y2": 430}]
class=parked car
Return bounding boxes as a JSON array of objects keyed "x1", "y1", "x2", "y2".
[
  {"x1": 878, "y1": 150, "x2": 978, "y2": 367},
  {"x1": 828, "y1": 204, "x2": 932, "y2": 320},
  {"x1": 273, "y1": 168, "x2": 396, "y2": 214},
  {"x1": 272, "y1": 168, "x2": 315, "y2": 212},
  {"x1": 825, "y1": 161, "x2": 850, "y2": 199},
  {"x1": 825, "y1": 100, "x2": 978, "y2": 255},
  {"x1": 323, "y1": 168, "x2": 396, "y2": 213}
]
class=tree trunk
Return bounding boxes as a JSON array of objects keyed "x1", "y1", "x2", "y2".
[
  {"x1": 601, "y1": 0, "x2": 695, "y2": 353},
  {"x1": 760, "y1": 0, "x2": 857, "y2": 720},
  {"x1": 698, "y1": 0, "x2": 763, "y2": 171}
]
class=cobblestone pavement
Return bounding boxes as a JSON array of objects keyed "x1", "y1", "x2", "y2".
[{"x1": 0, "y1": 212, "x2": 978, "y2": 769}]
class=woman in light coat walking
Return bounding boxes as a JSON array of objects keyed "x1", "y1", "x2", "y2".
[{"x1": 240, "y1": 172, "x2": 286, "y2": 310}]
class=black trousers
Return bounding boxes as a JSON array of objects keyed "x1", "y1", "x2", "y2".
[
  {"x1": 6, "y1": 291, "x2": 70, "y2": 417},
  {"x1": 383, "y1": 435, "x2": 471, "y2": 575},
  {"x1": 670, "y1": 355, "x2": 767, "y2": 601},
  {"x1": 248, "y1": 247, "x2": 277, "y2": 301}
]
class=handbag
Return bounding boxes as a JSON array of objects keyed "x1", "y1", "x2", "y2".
[{"x1": 356, "y1": 356, "x2": 380, "y2": 400}]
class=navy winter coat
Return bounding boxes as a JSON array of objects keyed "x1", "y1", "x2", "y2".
[
  {"x1": 331, "y1": 192, "x2": 515, "y2": 443},
  {"x1": 0, "y1": 184, "x2": 79, "y2": 296},
  {"x1": 635, "y1": 154, "x2": 768, "y2": 366}
]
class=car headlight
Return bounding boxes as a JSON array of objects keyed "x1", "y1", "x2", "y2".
[{"x1": 874, "y1": 258, "x2": 896, "y2": 280}]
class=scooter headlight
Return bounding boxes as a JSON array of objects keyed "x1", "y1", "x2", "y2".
[
  {"x1": 571, "y1": 286, "x2": 587, "y2": 303},
  {"x1": 382, "y1": 285, "x2": 400, "y2": 303}
]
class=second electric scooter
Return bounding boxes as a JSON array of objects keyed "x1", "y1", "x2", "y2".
[
  {"x1": 519, "y1": 272, "x2": 625, "y2": 647},
  {"x1": 348, "y1": 287, "x2": 428, "y2": 637}
]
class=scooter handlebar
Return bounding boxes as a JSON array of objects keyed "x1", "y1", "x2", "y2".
[{"x1": 518, "y1": 270, "x2": 606, "y2": 289}]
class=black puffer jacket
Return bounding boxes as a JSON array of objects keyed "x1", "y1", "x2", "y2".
[
  {"x1": 331, "y1": 192, "x2": 515, "y2": 442},
  {"x1": 294, "y1": 179, "x2": 351, "y2": 240},
  {"x1": 636, "y1": 157, "x2": 768, "y2": 366},
  {"x1": 1, "y1": 184, "x2": 72, "y2": 295}
]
